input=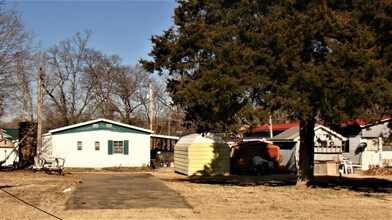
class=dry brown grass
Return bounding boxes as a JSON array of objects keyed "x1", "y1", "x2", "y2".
[{"x1": 0, "y1": 168, "x2": 391, "y2": 220}]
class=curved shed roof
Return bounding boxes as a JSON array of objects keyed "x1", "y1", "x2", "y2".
[{"x1": 176, "y1": 133, "x2": 226, "y2": 145}]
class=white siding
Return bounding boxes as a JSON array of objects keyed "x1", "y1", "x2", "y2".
[
  {"x1": 41, "y1": 134, "x2": 52, "y2": 158},
  {"x1": 314, "y1": 154, "x2": 340, "y2": 161},
  {"x1": 52, "y1": 130, "x2": 150, "y2": 168},
  {"x1": 361, "y1": 151, "x2": 392, "y2": 170},
  {"x1": 0, "y1": 144, "x2": 18, "y2": 166}
]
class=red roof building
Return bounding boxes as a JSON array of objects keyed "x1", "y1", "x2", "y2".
[{"x1": 242, "y1": 116, "x2": 391, "y2": 141}]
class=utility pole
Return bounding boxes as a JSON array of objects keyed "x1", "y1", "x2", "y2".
[
  {"x1": 168, "y1": 117, "x2": 171, "y2": 136},
  {"x1": 148, "y1": 83, "x2": 154, "y2": 150},
  {"x1": 36, "y1": 67, "x2": 43, "y2": 160},
  {"x1": 149, "y1": 83, "x2": 153, "y2": 131}
]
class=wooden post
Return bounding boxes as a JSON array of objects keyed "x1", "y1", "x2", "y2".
[
  {"x1": 149, "y1": 83, "x2": 153, "y2": 131},
  {"x1": 149, "y1": 83, "x2": 153, "y2": 150},
  {"x1": 36, "y1": 67, "x2": 43, "y2": 160},
  {"x1": 168, "y1": 117, "x2": 171, "y2": 136}
]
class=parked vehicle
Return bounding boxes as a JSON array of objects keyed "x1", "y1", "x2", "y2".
[{"x1": 230, "y1": 140, "x2": 280, "y2": 175}]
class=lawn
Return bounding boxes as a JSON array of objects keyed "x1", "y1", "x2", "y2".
[{"x1": 0, "y1": 168, "x2": 391, "y2": 219}]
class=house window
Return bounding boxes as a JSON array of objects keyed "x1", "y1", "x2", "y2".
[
  {"x1": 343, "y1": 141, "x2": 349, "y2": 153},
  {"x1": 92, "y1": 124, "x2": 99, "y2": 128},
  {"x1": 95, "y1": 141, "x2": 100, "y2": 151},
  {"x1": 106, "y1": 124, "x2": 112, "y2": 128},
  {"x1": 77, "y1": 141, "x2": 82, "y2": 150},
  {"x1": 113, "y1": 141, "x2": 124, "y2": 154},
  {"x1": 108, "y1": 140, "x2": 129, "y2": 155}
]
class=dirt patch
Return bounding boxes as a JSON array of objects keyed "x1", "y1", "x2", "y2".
[{"x1": 1, "y1": 168, "x2": 391, "y2": 219}]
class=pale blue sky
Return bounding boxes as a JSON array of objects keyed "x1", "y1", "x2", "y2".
[{"x1": 6, "y1": 0, "x2": 177, "y2": 65}]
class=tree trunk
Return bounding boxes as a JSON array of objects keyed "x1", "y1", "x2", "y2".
[
  {"x1": 17, "y1": 121, "x2": 37, "y2": 168},
  {"x1": 296, "y1": 118, "x2": 316, "y2": 187}
]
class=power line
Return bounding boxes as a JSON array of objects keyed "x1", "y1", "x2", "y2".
[{"x1": 0, "y1": 187, "x2": 63, "y2": 220}]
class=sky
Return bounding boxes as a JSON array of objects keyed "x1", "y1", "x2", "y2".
[{"x1": 6, "y1": 0, "x2": 177, "y2": 66}]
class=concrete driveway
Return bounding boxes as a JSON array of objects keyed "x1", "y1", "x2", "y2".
[{"x1": 66, "y1": 173, "x2": 189, "y2": 210}]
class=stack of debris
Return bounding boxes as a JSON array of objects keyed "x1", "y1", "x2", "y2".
[{"x1": 362, "y1": 167, "x2": 392, "y2": 176}]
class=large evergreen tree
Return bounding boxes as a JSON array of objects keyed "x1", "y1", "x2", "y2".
[{"x1": 141, "y1": 0, "x2": 392, "y2": 185}]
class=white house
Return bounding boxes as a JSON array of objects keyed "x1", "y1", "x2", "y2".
[
  {"x1": 339, "y1": 117, "x2": 392, "y2": 170},
  {"x1": 271, "y1": 125, "x2": 347, "y2": 172},
  {"x1": 0, "y1": 129, "x2": 19, "y2": 167},
  {"x1": 40, "y1": 118, "x2": 153, "y2": 168}
]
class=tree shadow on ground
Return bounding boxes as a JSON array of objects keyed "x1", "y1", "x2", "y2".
[
  {"x1": 174, "y1": 174, "x2": 392, "y2": 193},
  {"x1": 309, "y1": 175, "x2": 392, "y2": 193},
  {"x1": 0, "y1": 166, "x2": 14, "y2": 171}
]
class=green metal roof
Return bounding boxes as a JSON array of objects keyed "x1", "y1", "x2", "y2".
[
  {"x1": 1, "y1": 128, "x2": 19, "y2": 139},
  {"x1": 49, "y1": 118, "x2": 153, "y2": 135}
]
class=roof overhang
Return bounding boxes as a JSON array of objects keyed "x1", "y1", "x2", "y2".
[
  {"x1": 49, "y1": 118, "x2": 154, "y2": 134},
  {"x1": 315, "y1": 125, "x2": 348, "y2": 141},
  {"x1": 151, "y1": 134, "x2": 180, "y2": 140}
]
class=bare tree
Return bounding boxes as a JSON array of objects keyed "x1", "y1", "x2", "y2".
[
  {"x1": 0, "y1": 4, "x2": 182, "y2": 134},
  {"x1": 110, "y1": 65, "x2": 150, "y2": 125},
  {"x1": 83, "y1": 60, "x2": 173, "y2": 130},
  {"x1": 43, "y1": 31, "x2": 96, "y2": 128},
  {"x1": 136, "y1": 77, "x2": 174, "y2": 133},
  {"x1": 0, "y1": 4, "x2": 33, "y2": 120},
  {"x1": 8, "y1": 51, "x2": 35, "y2": 122},
  {"x1": 40, "y1": 32, "x2": 174, "y2": 130},
  {"x1": 83, "y1": 50, "x2": 121, "y2": 120}
]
